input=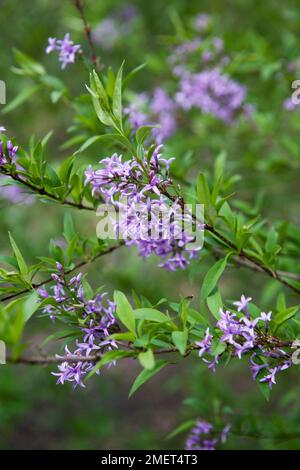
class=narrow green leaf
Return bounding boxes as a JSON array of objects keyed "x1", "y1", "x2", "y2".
[
  {"x1": 2, "y1": 86, "x2": 40, "y2": 114},
  {"x1": 8, "y1": 233, "x2": 29, "y2": 276},
  {"x1": 200, "y1": 253, "x2": 232, "y2": 302},
  {"x1": 112, "y1": 61, "x2": 124, "y2": 124},
  {"x1": 272, "y1": 306, "x2": 299, "y2": 333},
  {"x1": 134, "y1": 308, "x2": 171, "y2": 323},
  {"x1": 207, "y1": 288, "x2": 223, "y2": 320},
  {"x1": 114, "y1": 290, "x2": 136, "y2": 335},
  {"x1": 129, "y1": 360, "x2": 168, "y2": 397}
]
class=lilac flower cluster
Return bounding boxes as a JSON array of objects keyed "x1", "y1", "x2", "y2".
[
  {"x1": 0, "y1": 131, "x2": 34, "y2": 204},
  {"x1": 92, "y1": 6, "x2": 138, "y2": 51},
  {"x1": 168, "y1": 18, "x2": 251, "y2": 122},
  {"x1": 0, "y1": 175, "x2": 34, "y2": 205},
  {"x1": 124, "y1": 88, "x2": 178, "y2": 144},
  {"x1": 0, "y1": 139, "x2": 18, "y2": 166},
  {"x1": 39, "y1": 263, "x2": 117, "y2": 388},
  {"x1": 175, "y1": 68, "x2": 247, "y2": 123},
  {"x1": 46, "y1": 34, "x2": 81, "y2": 69},
  {"x1": 196, "y1": 296, "x2": 293, "y2": 389},
  {"x1": 85, "y1": 146, "x2": 202, "y2": 271},
  {"x1": 185, "y1": 418, "x2": 230, "y2": 451}
]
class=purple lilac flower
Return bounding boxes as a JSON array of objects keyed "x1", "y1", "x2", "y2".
[
  {"x1": 38, "y1": 264, "x2": 117, "y2": 387},
  {"x1": 283, "y1": 97, "x2": 300, "y2": 111},
  {"x1": 0, "y1": 126, "x2": 6, "y2": 133},
  {"x1": 92, "y1": 19, "x2": 120, "y2": 50},
  {"x1": 220, "y1": 424, "x2": 231, "y2": 444},
  {"x1": 249, "y1": 354, "x2": 268, "y2": 380},
  {"x1": 259, "y1": 311, "x2": 272, "y2": 330},
  {"x1": 150, "y1": 88, "x2": 178, "y2": 143},
  {"x1": 193, "y1": 13, "x2": 210, "y2": 32},
  {"x1": 185, "y1": 418, "x2": 230, "y2": 451},
  {"x1": 259, "y1": 366, "x2": 278, "y2": 389},
  {"x1": 196, "y1": 328, "x2": 213, "y2": 357},
  {"x1": 85, "y1": 146, "x2": 202, "y2": 271},
  {"x1": 0, "y1": 139, "x2": 18, "y2": 166},
  {"x1": 233, "y1": 294, "x2": 252, "y2": 317},
  {"x1": 46, "y1": 34, "x2": 80, "y2": 69},
  {"x1": 198, "y1": 296, "x2": 293, "y2": 390},
  {"x1": 125, "y1": 90, "x2": 178, "y2": 144},
  {"x1": 0, "y1": 175, "x2": 34, "y2": 205},
  {"x1": 175, "y1": 68, "x2": 247, "y2": 122}
]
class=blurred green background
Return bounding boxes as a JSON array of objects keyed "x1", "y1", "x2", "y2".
[{"x1": 1, "y1": 0, "x2": 300, "y2": 449}]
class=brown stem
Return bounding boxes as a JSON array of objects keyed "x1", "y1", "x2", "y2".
[
  {"x1": 6, "y1": 343, "x2": 201, "y2": 365},
  {"x1": 0, "y1": 168, "x2": 94, "y2": 211},
  {"x1": 74, "y1": 0, "x2": 100, "y2": 69}
]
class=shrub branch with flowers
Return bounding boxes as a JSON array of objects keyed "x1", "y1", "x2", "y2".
[{"x1": 1, "y1": 2, "x2": 300, "y2": 450}]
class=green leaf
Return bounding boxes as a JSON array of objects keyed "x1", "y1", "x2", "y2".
[
  {"x1": 129, "y1": 360, "x2": 168, "y2": 397},
  {"x1": 59, "y1": 155, "x2": 75, "y2": 184},
  {"x1": 88, "y1": 71, "x2": 115, "y2": 127},
  {"x1": 112, "y1": 61, "x2": 124, "y2": 124},
  {"x1": 109, "y1": 332, "x2": 136, "y2": 342},
  {"x1": 135, "y1": 126, "x2": 156, "y2": 145},
  {"x1": 8, "y1": 233, "x2": 29, "y2": 277},
  {"x1": 114, "y1": 291, "x2": 136, "y2": 335},
  {"x1": 134, "y1": 308, "x2": 171, "y2": 323},
  {"x1": 197, "y1": 173, "x2": 211, "y2": 206},
  {"x1": 138, "y1": 349, "x2": 155, "y2": 370},
  {"x1": 172, "y1": 330, "x2": 188, "y2": 355},
  {"x1": 2, "y1": 86, "x2": 40, "y2": 114},
  {"x1": 63, "y1": 213, "x2": 75, "y2": 242},
  {"x1": 123, "y1": 63, "x2": 146, "y2": 89},
  {"x1": 207, "y1": 288, "x2": 223, "y2": 320},
  {"x1": 23, "y1": 292, "x2": 39, "y2": 322},
  {"x1": 166, "y1": 420, "x2": 196, "y2": 440},
  {"x1": 271, "y1": 306, "x2": 299, "y2": 334},
  {"x1": 200, "y1": 253, "x2": 232, "y2": 302},
  {"x1": 257, "y1": 379, "x2": 270, "y2": 401}
]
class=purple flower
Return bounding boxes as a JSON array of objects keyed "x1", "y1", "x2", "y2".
[
  {"x1": 0, "y1": 139, "x2": 18, "y2": 166},
  {"x1": 260, "y1": 367, "x2": 278, "y2": 389},
  {"x1": 39, "y1": 267, "x2": 117, "y2": 387},
  {"x1": 233, "y1": 294, "x2": 252, "y2": 317},
  {"x1": 193, "y1": 14, "x2": 210, "y2": 32},
  {"x1": 259, "y1": 311, "x2": 272, "y2": 330},
  {"x1": 175, "y1": 68, "x2": 247, "y2": 122},
  {"x1": 249, "y1": 354, "x2": 268, "y2": 380},
  {"x1": 283, "y1": 97, "x2": 300, "y2": 111},
  {"x1": 46, "y1": 37, "x2": 57, "y2": 54},
  {"x1": 196, "y1": 328, "x2": 213, "y2": 357},
  {"x1": 85, "y1": 145, "x2": 201, "y2": 271},
  {"x1": 185, "y1": 417, "x2": 230, "y2": 450},
  {"x1": 46, "y1": 33, "x2": 80, "y2": 69},
  {"x1": 203, "y1": 355, "x2": 219, "y2": 373},
  {"x1": 221, "y1": 425, "x2": 231, "y2": 444}
]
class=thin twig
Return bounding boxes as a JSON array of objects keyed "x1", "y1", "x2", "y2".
[
  {"x1": 74, "y1": 0, "x2": 100, "y2": 69},
  {"x1": 0, "y1": 169, "x2": 94, "y2": 211}
]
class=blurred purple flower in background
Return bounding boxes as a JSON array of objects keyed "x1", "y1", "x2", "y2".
[{"x1": 185, "y1": 418, "x2": 230, "y2": 450}]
